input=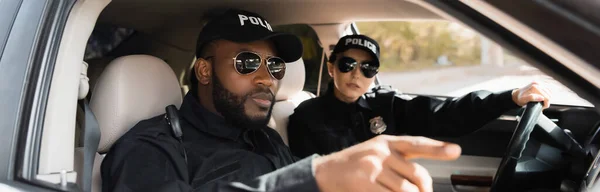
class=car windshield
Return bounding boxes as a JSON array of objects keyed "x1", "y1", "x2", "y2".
[{"x1": 355, "y1": 21, "x2": 593, "y2": 107}]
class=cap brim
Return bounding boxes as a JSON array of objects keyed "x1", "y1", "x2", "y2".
[
  {"x1": 221, "y1": 31, "x2": 303, "y2": 63},
  {"x1": 264, "y1": 33, "x2": 303, "y2": 63}
]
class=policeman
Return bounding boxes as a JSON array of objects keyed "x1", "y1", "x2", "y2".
[
  {"x1": 288, "y1": 34, "x2": 553, "y2": 158},
  {"x1": 101, "y1": 9, "x2": 465, "y2": 192}
]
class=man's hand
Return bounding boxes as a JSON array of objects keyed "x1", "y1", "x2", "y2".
[
  {"x1": 512, "y1": 81, "x2": 553, "y2": 109},
  {"x1": 313, "y1": 135, "x2": 461, "y2": 192}
]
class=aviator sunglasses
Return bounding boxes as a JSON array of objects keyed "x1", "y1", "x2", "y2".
[
  {"x1": 336, "y1": 56, "x2": 379, "y2": 78},
  {"x1": 206, "y1": 51, "x2": 286, "y2": 80}
]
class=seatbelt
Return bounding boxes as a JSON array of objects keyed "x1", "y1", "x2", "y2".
[
  {"x1": 80, "y1": 100, "x2": 101, "y2": 192},
  {"x1": 316, "y1": 50, "x2": 326, "y2": 96}
]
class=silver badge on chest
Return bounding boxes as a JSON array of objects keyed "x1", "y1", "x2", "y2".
[{"x1": 369, "y1": 116, "x2": 387, "y2": 134}]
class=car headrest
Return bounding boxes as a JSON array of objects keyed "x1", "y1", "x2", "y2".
[
  {"x1": 276, "y1": 59, "x2": 306, "y2": 101},
  {"x1": 90, "y1": 55, "x2": 182, "y2": 153}
]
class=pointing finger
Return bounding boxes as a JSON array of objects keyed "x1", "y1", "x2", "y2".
[{"x1": 389, "y1": 136, "x2": 461, "y2": 160}]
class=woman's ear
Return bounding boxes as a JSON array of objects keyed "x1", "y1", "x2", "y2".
[
  {"x1": 195, "y1": 58, "x2": 212, "y2": 85},
  {"x1": 327, "y1": 62, "x2": 334, "y2": 78}
]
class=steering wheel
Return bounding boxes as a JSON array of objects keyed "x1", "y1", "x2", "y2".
[{"x1": 491, "y1": 102, "x2": 543, "y2": 192}]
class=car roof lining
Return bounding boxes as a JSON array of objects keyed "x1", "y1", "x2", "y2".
[{"x1": 98, "y1": 0, "x2": 443, "y2": 33}]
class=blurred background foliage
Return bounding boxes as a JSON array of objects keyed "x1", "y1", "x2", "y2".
[{"x1": 356, "y1": 21, "x2": 482, "y2": 72}]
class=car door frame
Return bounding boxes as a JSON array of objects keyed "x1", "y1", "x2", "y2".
[{"x1": 0, "y1": 0, "x2": 76, "y2": 191}]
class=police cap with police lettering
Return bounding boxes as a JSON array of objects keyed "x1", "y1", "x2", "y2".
[
  {"x1": 329, "y1": 35, "x2": 380, "y2": 66},
  {"x1": 195, "y1": 9, "x2": 303, "y2": 63}
]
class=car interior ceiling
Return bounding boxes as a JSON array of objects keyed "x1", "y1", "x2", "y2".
[{"x1": 74, "y1": 0, "x2": 600, "y2": 191}]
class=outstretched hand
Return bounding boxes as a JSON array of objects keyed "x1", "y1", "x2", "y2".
[{"x1": 313, "y1": 135, "x2": 461, "y2": 192}]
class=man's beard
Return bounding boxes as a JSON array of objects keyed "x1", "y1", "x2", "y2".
[{"x1": 212, "y1": 75, "x2": 275, "y2": 130}]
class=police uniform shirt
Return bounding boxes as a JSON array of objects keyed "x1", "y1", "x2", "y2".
[
  {"x1": 101, "y1": 93, "x2": 319, "y2": 192},
  {"x1": 288, "y1": 82, "x2": 520, "y2": 158}
]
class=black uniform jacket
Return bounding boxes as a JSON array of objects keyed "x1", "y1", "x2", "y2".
[
  {"x1": 288, "y1": 83, "x2": 520, "y2": 158},
  {"x1": 101, "y1": 93, "x2": 319, "y2": 192}
]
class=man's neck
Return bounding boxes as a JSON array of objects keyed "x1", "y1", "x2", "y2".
[{"x1": 196, "y1": 91, "x2": 224, "y2": 118}]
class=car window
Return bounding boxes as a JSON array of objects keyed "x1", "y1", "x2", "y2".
[
  {"x1": 274, "y1": 24, "x2": 330, "y2": 95},
  {"x1": 355, "y1": 21, "x2": 593, "y2": 107}
]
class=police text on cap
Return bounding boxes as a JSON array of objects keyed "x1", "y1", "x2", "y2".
[
  {"x1": 238, "y1": 14, "x2": 273, "y2": 31},
  {"x1": 345, "y1": 38, "x2": 377, "y2": 55}
]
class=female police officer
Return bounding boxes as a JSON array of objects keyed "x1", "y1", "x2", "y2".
[{"x1": 287, "y1": 34, "x2": 552, "y2": 158}]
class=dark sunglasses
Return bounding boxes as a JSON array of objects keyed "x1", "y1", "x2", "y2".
[
  {"x1": 336, "y1": 56, "x2": 379, "y2": 78},
  {"x1": 234, "y1": 51, "x2": 286, "y2": 80},
  {"x1": 206, "y1": 51, "x2": 286, "y2": 80}
]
